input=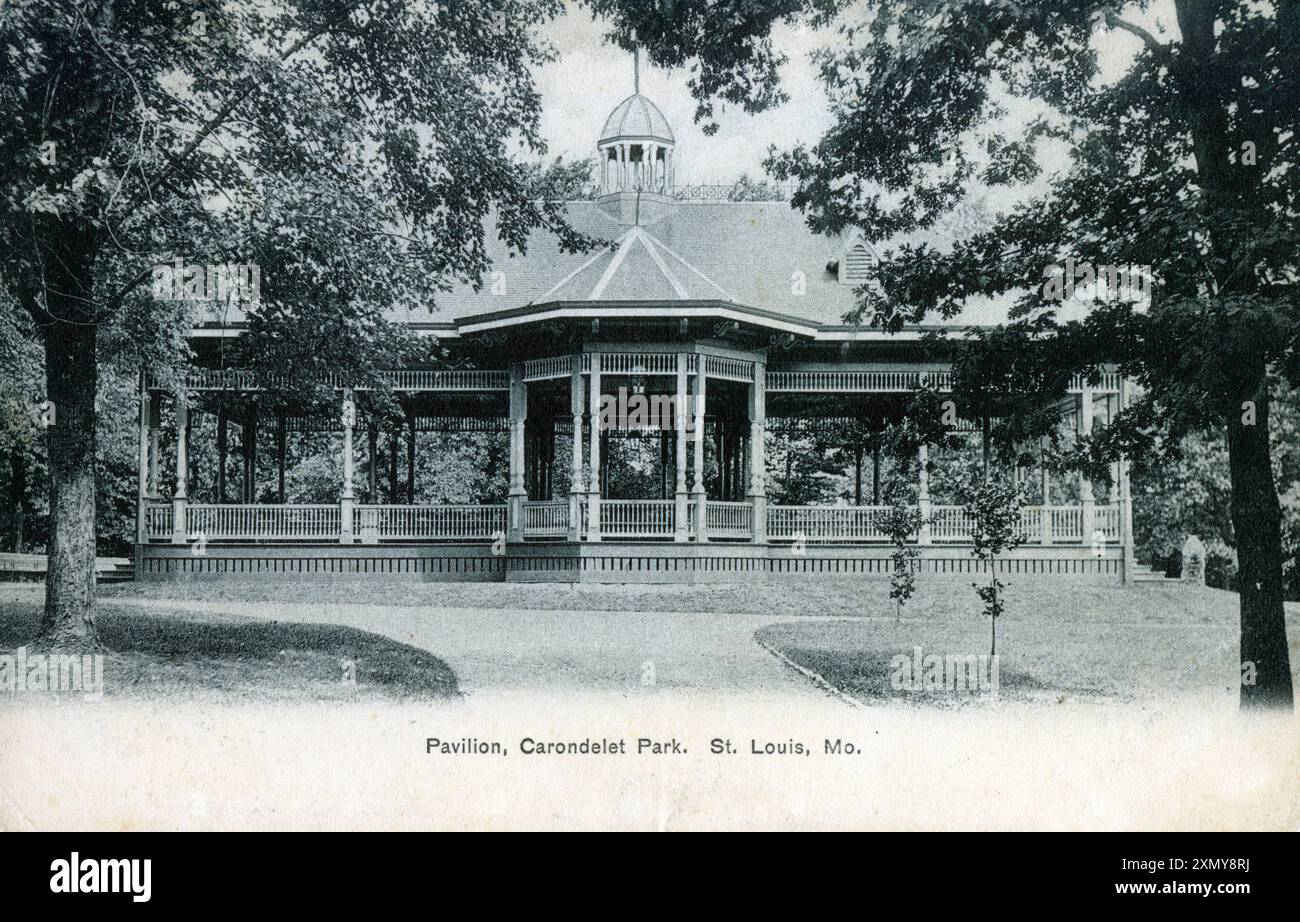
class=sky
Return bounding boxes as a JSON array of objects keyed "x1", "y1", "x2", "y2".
[
  {"x1": 530, "y1": 9, "x2": 836, "y2": 184},
  {"x1": 524, "y1": 1, "x2": 1180, "y2": 186}
]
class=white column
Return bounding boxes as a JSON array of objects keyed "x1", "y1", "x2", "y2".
[
  {"x1": 171, "y1": 390, "x2": 188, "y2": 544},
  {"x1": 587, "y1": 354, "x2": 602, "y2": 541},
  {"x1": 917, "y1": 442, "x2": 931, "y2": 545},
  {"x1": 147, "y1": 398, "x2": 161, "y2": 499},
  {"x1": 1079, "y1": 386, "x2": 1095, "y2": 545},
  {"x1": 674, "y1": 354, "x2": 689, "y2": 541},
  {"x1": 339, "y1": 390, "x2": 355, "y2": 544},
  {"x1": 748, "y1": 361, "x2": 767, "y2": 543},
  {"x1": 569, "y1": 357, "x2": 585, "y2": 542},
  {"x1": 1107, "y1": 394, "x2": 1120, "y2": 504},
  {"x1": 692, "y1": 367, "x2": 708, "y2": 542},
  {"x1": 508, "y1": 364, "x2": 526, "y2": 542},
  {"x1": 136, "y1": 376, "x2": 149, "y2": 544},
  {"x1": 1119, "y1": 377, "x2": 1136, "y2": 583},
  {"x1": 1040, "y1": 436, "x2": 1052, "y2": 546}
]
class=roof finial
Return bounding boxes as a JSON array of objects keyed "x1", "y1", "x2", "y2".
[{"x1": 633, "y1": 44, "x2": 640, "y2": 95}]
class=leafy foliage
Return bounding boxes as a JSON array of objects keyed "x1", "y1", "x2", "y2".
[
  {"x1": 963, "y1": 473, "x2": 1027, "y2": 655},
  {"x1": 882, "y1": 483, "x2": 923, "y2": 620}
]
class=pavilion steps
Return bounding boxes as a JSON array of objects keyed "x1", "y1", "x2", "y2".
[{"x1": 1129, "y1": 562, "x2": 1178, "y2": 583}]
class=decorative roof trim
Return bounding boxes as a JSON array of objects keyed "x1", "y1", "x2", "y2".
[
  {"x1": 640, "y1": 229, "x2": 735, "y2": 302},
  {"x1": 588, "y1": 229, "x2": 641, "y2": 299}
]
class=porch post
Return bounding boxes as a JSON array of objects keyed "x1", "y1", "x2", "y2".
[
  {"x1": 216, "y1": 411, "x2": 228, "y2": 503},
  {"x1": 872, "y1": 441, "x2": 881, "y2": 505},
  {"x1": 388, "y1": 430, "x2": 399, "y2": 503},
  {"x1": 1078, "y1": 385, "x2": 1095, "y2": 545},
  {"x1": 339, "y1": 390, "x2": 356, "y2": 544},
  {"x1": 692, "y1": 367, "x2": 708, "y2": 542},
  {"x1": 136, "y1": 374, "x2": 149, "y2": 544},
  {"x1": 508, "y1": 363, "x2": 527, "y2": 542},
  {"x1": 171, "y1": 390, "x2": 188, "y2": 544},
  {"x1": 406, "y1": 409, "x2": 417, "y2": 504},
  {"x1": 1040, "y1": 436, "x2": 1053, "y2": 546},
  {"x1": 1119, "y1": 377, "x2": 1136, "y2": 583},
  {"x1": 674, "y1": 353, "x2": 689, "y2": 541},
  {"x1": 569, "y1": 357, "x2": 585, "y2": 542},
  {"x1": 367, "y1": 424, "x2": 378, "y2": 502},
  {"x1": 147, "y1": 395, "x2": 161, "y2": 499},
  {"x1": 586, "y1": 354, "x2": 602, "y2": 541},
  {"x1": 917, "y1": 442, "x2": 932, "y2": 545},
  {"x1": 748, "y1": 360, "x2": 767, "y2": 543},
  {"x1": 243, "y1": 406, "x2": 259, "y2": 503},
  {"x1": 276, "y1": 414, "x2": 286, "y2": 503},
  {"x1": 1107, "y1": 394, "x2": 1120, "y2": 504}
]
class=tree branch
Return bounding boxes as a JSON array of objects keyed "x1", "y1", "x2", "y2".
[
  {"x1": 113, "y1": 2, "x2": 363, "y2": 224},
  {"x1": 1103, "y1": 11, "x2": 1169, "y2": 53}
]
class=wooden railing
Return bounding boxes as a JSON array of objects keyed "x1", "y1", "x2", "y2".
[
  {"x1": 600, "y1": 500, "x2": 676, "y2": 537},
  {"x1": 187, "y1": 504, "x2": 340, "y2": 540},
  {"x1": 929, "y1": 506, "x2": 973, "y2": 543},
  {"x1": 524, "y1": 501, "x2": 569, "y2": 537},
  {"x1": 767, "y1": 505, "x2": 891, "y2": 542},
  {"x1": 138, "y1": 501, "x2": 1122, "y2": 546},
  {"x1": 1095, "y1": 504, "x2": 1121, "y2": 541},
  {"x1": 356, "y1": 505, "x2": 506, "y2": 540},
  {"x1": 706, "y1": 501, "x2": 753, "y2": 539},
  {"x1": 143, "y1": 503, "x2": 174, "y2": 539},
  {"x1": 765, "y1": 504, "x2": 1119, "y2": 546},
  {"x1": 1048, "y1": 506, "x2": 1083, "y2": 542}
]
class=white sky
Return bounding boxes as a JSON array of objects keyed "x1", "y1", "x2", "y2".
[
  {"x1": 526, "y1": 2, "x2": 1179, "y2": 185},
  {"x1": 531, "y1": 10, "x2": 835, "y2": 183}
]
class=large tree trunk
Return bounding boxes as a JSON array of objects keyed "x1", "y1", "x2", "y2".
[
  {"x1": 1174, "y1": 0, "x2": 1294, "y2": 710},
  {"x1": 9, "y1": 449, "x2": 25, "y2": 553},
  {"x1": 37, "y1": 319, "x2": 102, "y2": 651},
  {"x1": 1226, "y1": 373, "x2": 1293, "y2": 710}
]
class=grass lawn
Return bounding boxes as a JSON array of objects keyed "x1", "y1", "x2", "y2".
[
  {"x1": 11, "y1": 577, "x2": 1298, "y2": 708},
  {"x1": 0, "y1": 600, "x2": 458, "y2": 703},
  {"x1": 756, "y1": 582, "x2": 1300, "y2": 706}
]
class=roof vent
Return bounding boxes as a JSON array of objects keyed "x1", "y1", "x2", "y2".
[{"x1": 839, "y1": 239, "x2": 877, "y2": 285}]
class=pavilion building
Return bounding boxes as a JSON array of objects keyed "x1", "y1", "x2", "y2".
[{"x1": 135, "y1": 82, "x2": 1137, "y2": 583}]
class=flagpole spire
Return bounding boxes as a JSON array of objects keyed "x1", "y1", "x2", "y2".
[{"x1": 634, "y1": 45, "x2": 640, "y2": 94}]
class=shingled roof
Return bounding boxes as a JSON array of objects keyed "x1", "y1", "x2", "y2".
[
  {"x1": 397, "y1": 198, "x2": 1028, "y2": 332},
  {"x1": 189, "y1": 195, "x2": 1045, "y2": 339}
]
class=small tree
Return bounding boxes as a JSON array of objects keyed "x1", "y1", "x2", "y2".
[
  {"x1": 964, "y1": 475, "x2": 1027, "y2": 655},
  {"x1": 882, "y1": 484, "x2": 923, "y2": 622}
]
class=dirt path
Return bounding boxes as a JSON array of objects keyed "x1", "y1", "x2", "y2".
[{"x1": 98, "y1": 594, "x2": 842, "y2": 704}]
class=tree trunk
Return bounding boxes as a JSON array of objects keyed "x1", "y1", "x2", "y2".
[
  {"x1": 9, "y1": 449, "x2": 26, "y2": 553},
  {"x1": 854, "y1": 445, "x2": 862, "y2": 505},
  {"x1": 37, "y1": 320, "x2": 102, "y2": 651},
  {"x1": 872, "y1": 442, "x2": 881, "y2": 504},
  {"x1": 217, "y1": 412, "x2": 228, "y2": 503},
  {"x1": 981, "y1": 415, "x2": 991, "y2": 481},
  {"x1": 1172, "y1": 1, "x2": 1293, "y2": 710},
  {"x1": 1225, "y1": 379, "x2": 1294, "y2": 710}
]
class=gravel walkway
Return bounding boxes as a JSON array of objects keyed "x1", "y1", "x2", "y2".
[{"x1": 100, "y1": 595, "x2": 839, "y2": 702}]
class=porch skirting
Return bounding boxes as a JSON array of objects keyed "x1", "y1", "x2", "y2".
[{"x1": 136, "y1": 541, "x2": 1127, "y2": 584}]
